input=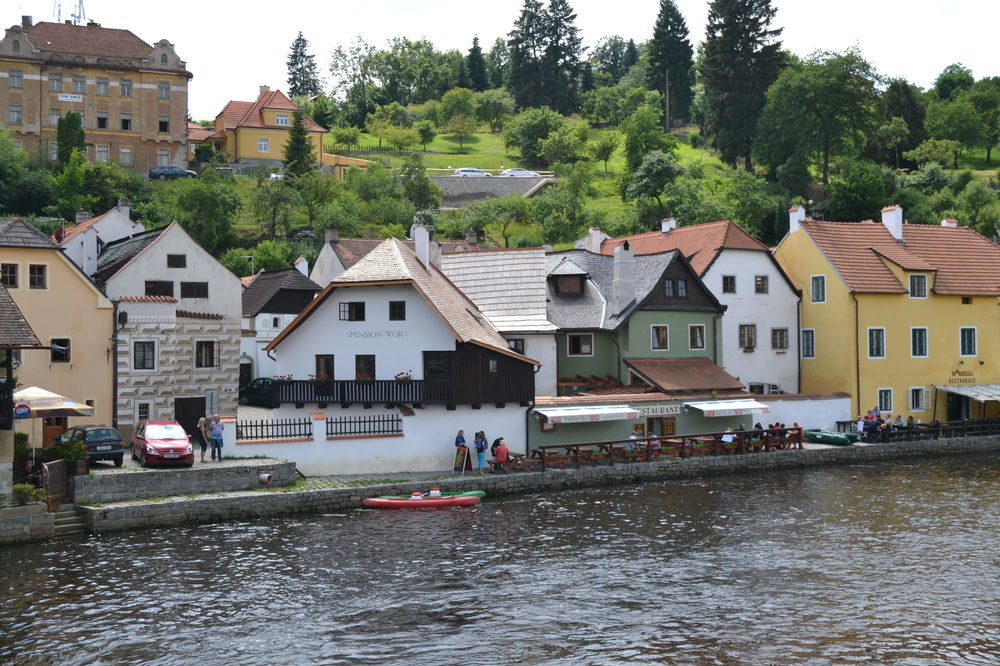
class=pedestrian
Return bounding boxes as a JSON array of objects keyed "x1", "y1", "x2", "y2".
[
  {"x1": 490, "y1": 436, "x2": 501, "y2": 458},
  {"x1": 210, "y1": 414, "x2": 224, "y2": 461},
  {"x1": 626, "y1": 430, "x2": 639, "y2": 452},
  {"x1": 195, "y1": 415, "x2": 209, "y2": 462},
  {"x1": 454, "y1": 429, "x2": 466, "y2": 448},
  {"x1": 492, "y1": 438, "x2": 510, "y2": 473},
  {"x1": 473, "y1": 430, "x2": 489, "y2": 475}
]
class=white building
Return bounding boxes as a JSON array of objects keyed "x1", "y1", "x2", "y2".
[
  {"x1": 581, "y1": 219, "x2": 801, "y2": 394},
  {"x1": 55, "y1": 200, "x2": 144, "y2": 276},
  {"x1": 251, "y1": 228, "x2": 537, "y2": 475}
]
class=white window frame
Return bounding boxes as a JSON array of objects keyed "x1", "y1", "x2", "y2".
[
  {"x1": 95, "y1": 145, "x2": 109, "y2": 163},
  {"x1": 867, "y1": 327, "x2": 886, "y2": 359},
  {"x1": 567, "y1": 333, "x2": 593, "y2": 357},
  {"x1": 877, "y1": 388, "x2": 893, "y2": 413},
  {"x1": 119, "y1": 79, "x2": 133, "y2": 97},
  {"x1": 47, "y1": 142, "x2": 59, "y2": 161},
  {"x1": 810, "y1": 274, "x2": 826, "y2": 303},
  {"x1": 801, "y1": 329, "x2": 815, "y2": 359},
  {"x1": 157, "y1": 149, "x2": 169, "y2": 166},
  {"x1": 909, "y1": 386, "x2": 926, "y2": 412},
  {"x1": 96, "y1": 78, "x2": 108, "y2": 95},
  {"x1": 157, "y1": 82, "x2": 170, "y2": 100},
  {"x1": 194, "y1": 339, "x2": 218, "y2": 369},
  {"x1": 48, "y1": 108, "x2": 61, "y2": 126},
  {"x1": 739, "y1": 324, "x2": 757, "y2": 350},
  {"x1": 677, "y1": 279, "x2": 687, "y2": 298},
  {"x1": 8, "y1": 70, "x2": 22, "y2": 88},
  {"x1": 258, "y1": 137, "x2": 270, "y2": 153},
  {"x1": 8, "y1": 105, "x2": 22, "y2": 124},
  {"x1": 119, "y1": 146, "x2": 133, "y2": 165},
  {"x1": 910, "y1": 327, "x2": 928, "y2": 358},
  {"x1": 650, "y1": 325, "x2": 669, "y2": 351},
  {"x1": 136, "y1": 401, "x2": 150, "y2": 422},
  {"x1": 275, "y1": 113, "x2": 290, "y2": 127},
  {"x1": 48, "y1": 73, "x2": 62, "y2": 92},
  {"x1": 754, "y1": 275, "x2": 769, "y2": 294},
  {"x1": 909, "y1": 274, "x2": 927, "y2": 299},
  {"x1": 133, "y1": 340, "x2": 157, "y2": 372},
  {"x1": 72, "y1": 76, "x2": 86, "y2": 94},
  {"x1": 959, "y1": 327, "x2": 977, "y2": 357},
  {"x1": 688, "y1": 324, "x2": 706, "y2": 351},
  {"x1": 771, "y1": 327, "x2": 788, "y2": 351}
]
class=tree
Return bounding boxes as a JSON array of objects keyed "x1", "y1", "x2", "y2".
[
  {"x1": 504, "y1": 106, "x2": 567, "y2": 161},
  {"x1": 903, "y1": 139, "x2": 962, "y2": 166},
  {"x1": 467, "y1": 37, "x2": 490, "y2": 92},
  {"x1": 253, "y1": 178, "x2": 299, "y2": 238},
  {"x1": 56, "y1": 112, "x2": 86, "y2": 166},
  {"x1": 590, "y1": 131, "x2": 619, "y2": 172},
  {"x1": 440, "y1": 113, "x2": 478, "y2": 149},
  {"x1": 329, "y1": 126, "x2": 361, "y2": 152},
  {"x1": 53, "y1": 149, "x2": 88, "y2": 218},
  {"x1": 399, "y1": 152, "x2": 442, "y2": 210},
  {"x1": 293, "y1": 171, "x2": 336, "y2": 227},
  {"x1": 824, "y1": 159, "x2": 889, "y2": 221},
  {"x1": 963, "y1": 80, "x2": 1000, "y2": 164},
  {"x1": 441, "y1": 87, "x2": 477, "y2": 121},
  {"x1": 507, "y1": 0, "x2": 548, "y2": 108},
  {"x1": 174, "y1": 174, "x2": 242, "y2": 253},
  {"x1": 282, "y1": 110, "x2": 315, "y2": 177},
  {"x1": 934, "y1": 63, "x2": 974, "y2": 101},
  {"x1": 884, "y1": 79, "x2": 926, "y2": 158},
  {"x1": 287, "y1": 32, "x2": 322, "y2": 98},
  {"x1": 646, "y1": 0, "x2": 695, "y2": 128},
  {"x1": 622, "y1": 150, "x2": 684, "y2": 207},
  {"x1": 308, "y1": 93, "x2": 337, "y2": 129},
  {"x1": 329, "y1": 38, "x2": 377, "y2": 127},
  {"x1": 592, "y1": 35, "x2": 631, "y2": 83},
  {"x1": 540, "y1": 0, "x2": 583, "y2": 114},
  {"x1": 414, "y1": 120, "x2": 437, "y2": 150},
  {"x1": 475, "y1": 88, "x2": 516, "y2": 133},
  {"x1": 382, "y1": 126, "x2": 419, "y2": 150},
  {"x1": 926, "y1": 98, "x2": 982, "y2": 167},
  {"x1": 621, "y1": 104, "x2": 676, "y2": 172},
  {"x1": 486, "y1": 37, "x2": 509, "y2": 89},
  {"x1": 538, "y1": 125, "x2": 585, "y2": 164},
  {"x1": 878, "y1": 117, "x2": 910, "y2": 169},
  {"x1": 699, "y1": 0, "x2": 784, "y2": 169}
]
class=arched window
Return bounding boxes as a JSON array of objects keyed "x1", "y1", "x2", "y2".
[
  {"x1": 160, "y1": 53, "x2": 167, "y2": 64},
  {"x1": 12, "y1": 40, "x2": 20, "y2": 51}
]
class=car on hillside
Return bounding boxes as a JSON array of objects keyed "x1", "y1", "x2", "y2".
[
  {"x1": 453, "y1": 167, "x2": 491, "y2": 177},
  {"x1": 131, "y1": 419, "x2": 194, "y2": 467},
  {"x1": 148, "y1": 165, "x2": 197, "y2": 180},
  {"x1": 239, "y1": 377, "x2": 275, "y2": 407},
  {"x1": 54, "y1": 425, "x2": 126, "y2": 466},
  {"x1": 499, "y1": 168, "x2": 541, "y2": 178}
]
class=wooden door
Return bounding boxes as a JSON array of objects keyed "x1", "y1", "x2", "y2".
[
  {"x1": 174, "y1": 397, "x2": 206, "y2": 438},
  {"x1": 646, "y1": 417, "x2": 676, "y2": 437},
  {"x1": 42, "y1": 416, "x2": 67, "y2": 447},
  {"x1": 239, "y1": 362, "x2": 253, "y2": 388}
]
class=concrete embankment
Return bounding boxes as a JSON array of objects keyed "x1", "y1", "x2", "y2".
[{"x1": 74, "y1": 436, "x2": 999, "y2": 535}]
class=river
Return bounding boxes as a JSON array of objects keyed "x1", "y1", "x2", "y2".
[{"x1": 1, "y1": 454, "x2": 997, "y2": 665}]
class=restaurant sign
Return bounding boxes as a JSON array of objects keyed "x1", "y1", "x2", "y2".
[
  {"x1": 636, "y1": 404, "x2": 682, "y2": 417},
  {"x1": 948, "y1": 369, "x2": 975, "y2": 385}
]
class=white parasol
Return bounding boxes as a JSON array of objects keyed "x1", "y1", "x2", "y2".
[{"x1": 12, "y1": 386, "x2": 95, "y2": 419}]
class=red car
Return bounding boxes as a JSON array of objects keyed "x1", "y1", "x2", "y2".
[{"x1": 131, "y1": 419, "x2": 194, "y2": 467}]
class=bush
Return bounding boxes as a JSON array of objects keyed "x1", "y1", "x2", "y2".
[
  {"x1": 687, "y1": 132, "x2": 704, "y2": 148},
  {"x1": 51, "y1": 439, "x2": 85, "y2": 463},
  {"x1": 11, "y1": 483, "x2": 46, "y2": 505}
]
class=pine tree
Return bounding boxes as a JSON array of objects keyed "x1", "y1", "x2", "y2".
[
  {"x1": 646, "y1": 0, "x2": 694, "y2": 129},
  {"x1": 623, "y1": 39, "x2": 639, "y2": 72},
  {"x1": 282, "y1": 111, "x2": 315, "y2": 178},
  {"x1": 487, "y1": 37, "x2": 509, "y2": 89},
  {"x1": 467, "y1": 37, "x2": 490, "y2": 92},
  {"x1": 507, "y1": 0, "x2": 547, "y2": 108},
  {"x1": 286, "y1": 32, "x2": 322, "y2": 98},
  {"x1": 699, "y1": 0, "x2": 784, "y2": 169},
  {"x1": 541, "y1": 0, "x2": 583, "y2": 114}
]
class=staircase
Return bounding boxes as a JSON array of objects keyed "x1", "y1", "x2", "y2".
[{"x1": 52, "y1": 504, "x2": 86, "y2": 537}]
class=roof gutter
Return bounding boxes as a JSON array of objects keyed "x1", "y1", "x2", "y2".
[{"x1": 852, "y1": 292, "x2": 861, "y2": 417}]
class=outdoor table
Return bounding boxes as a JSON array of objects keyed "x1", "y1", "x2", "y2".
[{"x1": 687, "y1": 436, "x2": 716, "y2": 457}]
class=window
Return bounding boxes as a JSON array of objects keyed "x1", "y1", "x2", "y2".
[
  {"x1": 258, "y1": 137, "x2": 269, "y2": 153},
  {"x1": 28, "y1": 265, "x2": 46, "y2": 289},
  {"x1": 51, "y1": 338, "x2": 70, "y2": 363},
  {"x1": 909, "y1": 274, "x2": 927, "y2": 298},
  {"x1": 12, "y1": 40, "x2": 19, "y2": 52},
  {"x1": 8, "y1": 70, "x2": 21, "y2": 88},
  {"x1": 1, "y1": 263, "x2": 17, "y2": 288},
  {"x1": 423, "y1": 351, "x2": 452, "y2": 380},
  {"x1": 48, "y1": 74, "x2": 62, "y2": 92},
  {"x1": 160, "y1": 53, "x2": 168, "y2": 64},
  {"x1": 739, "y1": 324, "x2": 757, "y2": 349},
  {"x1": 754, "y1": 275, "x2": 769, "y2": 294},
  {"x1": 355, "y1": 354, "x2": 375, "y2": 380},
  {"x1": 508, "y1": 338, "x2": 525, "y2": 354},
  {"x1": 158, "y1": 116, "x2": 170, "y2": 133},
  {"x1": 157, "y1": 149, "x2": 169, "y2": 166},
  {"x1": 271, "y1": 316, "x2": 280, "y2": 328},
  {"x1": 158, "y1": 82, "x2": 170, "y2": 100},
  {"x1": 722, "y1": 275, "x2": 736, "y2": 294},
  {"x1": 651, "y1": 325, "x2": 669, "y2": 350},
  {"x1": 877, "y1": 388, "x2": 893, "y2": 413},
  {"x1": 811, "y1": 275, "x2": 826, "y2": 303},
  {"x1": 95, "y1": 145, "x2": 109, "y2": 162},
  {"x1": 119, "y1": 146, "x2": 132, "y2": 165},
  {"x1": 389, "y1": 301, "x2": 406, "y2": 321},
  {"x1": 195, "y1": 341, "x2": 216, "y2": 368},
  {"x1": 167, "y1": 254, "x2": 187, "y2": 268},
  {"x1": 664, "y1": 280, "x2": 673, "y2": 297},
  {"x1": 96, "y1": 77, "x2": 108, "y2": 95},
  {"x1": 72, "y1": 76, "x2": 86, "y2": 94},
  {"x1": 275, "y1": 113, "x2": 289, "y2": 126},
  {"x1": 868, "y1": 328, "x2": 885, "y2": 358},
  {"x1": 771, "y1": 328, "x2": 788, "y2": 350},
  {"x1": 134, "y1": 341, "x2": 155, "y2": 370},
  {"x1": 911, "y1": 327, "x2": 928, "y2": 357},
  {"x1": 689, "y1": 325, "x2": 705, "y2": 350},
  {"x1": 11, "y1": 140, "x2": 21, "y2": 150},
  {"x1": 119, "y1": 79, "x2": 132, "y2": 97},
  {"x1": 48, "y1": 108, "x2": 61, "y2": 126},
  {"x1": 677, "y1": 279, "x2": 687, "y2": 297},
  {"x1": 960, "y1": 327, "x2": 977, "y2": 356},
  {"x1": 802, "y1": 329, "x2": 815, "y2": 358},
  {"x1": 144, "y1": 280, "x2": 174, "y2": 297},
  {"x1": 748, "y1": 383, "x2": 764, "y2": 395},
  {"x1": 8, "y1": 105, "x2": 22, "y2": 124},
  {"x1": 47, "y1": 142, "x2": 58, "y2": 161},
  {"x1": 488, "y1": 358, "x2": 498, "y2": 373},
  {"x1": 180, "y1": 282, "x2": 209, "y2": 298},
  {"x1": 962, "y1": 297, "x2": 972, "y2": 305},
  {"x1": 910, "y1": 387, "x2": 926, "y2": 412},
  {"x1": 120, "y1": 113, "x2": 132, "y2": 131},
  {"x1": 96, "y1": 112, "x2": 108, "y2": 129},
  {"x1": 315, "y1": 354, "x2": 334, "y2": 380},
  {"x1": 137, "y1": 402, "x2": 150, "y2": 421},
  {"x1": 555, "y1": 276, "x2": 583, "y2": 294},
  {"x1": 567, "y1": 333, "x2": 593, "y2": 356},
  {"x1": 339, "y1": 302, "x2": 365, "y2": 321}
]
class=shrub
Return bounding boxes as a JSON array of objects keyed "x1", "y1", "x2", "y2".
[
  {"x1": 688, "y1": 132, "x2": 704, "y2": 148},
  {"x1": 11, "y1": 483, "x2": 46, "y2": 505}
]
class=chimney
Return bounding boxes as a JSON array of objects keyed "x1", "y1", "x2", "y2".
[
  {"x1": 259, "y1": 85, "x2": 270, "y2": 97},
  {"x1": 881, "y1": 205, "x2": 903, "y2": 241},
  {"x1": 324, "y1": 227, "x2": 339, "y2": 244},
  {"x1": 661, "y1": 217, "x2": 677, "y2": 234},
  {"x1": 610, "y1": 241, "x2": 636, "y2": 316},
  {"x1": 117, "y1": 198, "x2": 130, "y2": 219},
  {"x1": 294, "y1": 256, "x2": 308, "y2": 276},
  {"x1": 585, "y1": 226, "x2": 609, "y2": 253},
  {"x1": 464, "y1": 229, "x2": 478, "y2": 246},
  {"x1": 788, "y1": 205, "x2": 805, "y2": 234},
  {"x1": 21, "y1": 16, "x2": 32, "y2": 29},
  {"x1": 75, "y1": 210, "x2": 91, "y2": 224},
  {"x1": 413, "y1": 224, "x2": 431, "y2": 269},
  {"x1": 430, "y1": 240, "x2": 442, "y2": 268},
  {"x1": 940, "y1": 218, "x2": 959, "y2": 228}
]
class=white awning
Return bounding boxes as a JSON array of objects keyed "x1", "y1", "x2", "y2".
[
  {"x1": 933, "y1": 384, "x2": 1000, "y2": 402},
  {"x1": 535, "y1": 405, "x2": 639, "y2": 424},
  {"x1": 684, "y1": 399, "x2": 770, "y2": 417}
]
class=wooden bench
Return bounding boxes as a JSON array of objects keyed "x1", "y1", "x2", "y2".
[{"x1": 490, "y1": 454, "x2": 534, "y2": 473}]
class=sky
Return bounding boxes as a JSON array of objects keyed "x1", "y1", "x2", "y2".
[{"x1": 9, "y1": 0, "x2": 999, "y2": 120}]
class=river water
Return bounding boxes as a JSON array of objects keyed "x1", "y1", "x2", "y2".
[{"x1": 1, "y1": 454, "x2": 997, "y2": 665}]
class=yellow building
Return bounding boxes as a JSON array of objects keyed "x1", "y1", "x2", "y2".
[
  {"x1": 0, "y1": 217, "x2": 114, "y2": 445},
  {"x1": 774, "y1": 205, "x2": 1000, "y2": 421},
  {"x1": 0, "y1": 16, "x2": 191, "y2": 170}
]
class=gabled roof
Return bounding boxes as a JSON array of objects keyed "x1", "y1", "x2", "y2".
[
  {"x1": 0, "y1": 217, "x2": 60, "y2": 249},
  {"x1": 94, "y1": 225, "x2": 169, "y2": 284},
  {"x1": 0, "y1": 283, "x2": 41, "y2": 348},
  {"x1": 25, "y1": 21, "x2": 153, "y2": 58},
  {"x1": 800, "y1": 220, "x2": 1000, "y2": 296},
  {"x1": 242, "y1": 268, "x2": 321, "y2": 317},
  {"x1": 218, "y1": 89, "x2": 326, "y2": 133},
  {"x1": 187, "y1": 122, "x2": 218, "y2": 142},
  {"x1": 440, "y1": 248, "x2": 556, "y2": 333},
  {"x1": 217, "y1": 101, "x2": 254, "y2": 130},
  {"x1": 56, "y1": 211, "x2": 109, "y2": 244},
  {"x1": 268, "y1": 238, "x2": 536, "y2": 364},
  {"x1": 599, "y1": 220, "x2": 770, "y2": 275},
  {"x1": 326, "y1": 237, "x2": 475, "y2": 271},
  {"x1": 547, "y1": 256, "x2": 589, "y2": 276},
  {"x1": 625, "y1": 358, "x2": 745, "y2": 393}
]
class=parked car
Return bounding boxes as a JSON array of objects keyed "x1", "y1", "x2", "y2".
[
  {"x1": 54, "y1": 425, "x2": 125, "y2": 466},
  {"x1": 148, "y1": 165, "x2": 197, "y2": 180},
  {"x1": 499, "y1": 168, "x2": 540, "y2": 177},
  {"x1": 453, "y1": 167, "x2": 491, "y2": 177},
  {"x1": 239, "y1": 377, "x2": 275, "y2": 407},
  {"x1": 131, "y1": 419, "x2": 194, "y2": 467}
]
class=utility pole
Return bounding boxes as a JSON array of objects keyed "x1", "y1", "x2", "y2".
[{"x1": 663, "y1": 66, "x2": 671, "y2": 132}]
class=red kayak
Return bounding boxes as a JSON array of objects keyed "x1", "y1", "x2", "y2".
[{"x1": 362, "y1": 494, "x2": 481, "y2": 509}]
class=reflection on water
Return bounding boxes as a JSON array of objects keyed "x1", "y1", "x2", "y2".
[{"x1": 1, "y1": 454, "x2": 998, "y2": 665}]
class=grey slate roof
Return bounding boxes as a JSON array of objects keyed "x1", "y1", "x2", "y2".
[
  {"x1": 242, "y1": 268, "x2": 321, "y2": 317},
  {"x1": 0, "y1": 283, "x2": 41, "y2": 348},
  {"x1": 0, "y1": 218, "x2": 60, "y2": 249},
  {"x1": 94, "y1": 226, "x2": 168, "y2": 284},
  {"x1": 545, "y1": 249, "x2": 680, "y2": 331},
  {"x1": 548, "y1": 256, "x2": 589, "y2": 276}
]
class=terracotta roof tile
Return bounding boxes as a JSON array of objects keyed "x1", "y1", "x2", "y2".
[
  {"x1": 218, "y1": 89, "x2": 326, "y2": 133},
  {"x1": 119, "y1": 295, "x2": 177, "y2": 303},
  {"x1": 26, "y1": 21, "x2": 152, "y2": 58},
  {"x1": 56, "y1": 211, "x2": 108, "y2": 243},
  {"x1": 176, "y1": 310, "x2": 224, "y2": 320},
  {"x1": 625, "y1": 358, "x2": 745, "y2": 392}
]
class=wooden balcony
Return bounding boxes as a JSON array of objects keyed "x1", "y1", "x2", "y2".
[{"x1": 273, "y1": 379, "x2": 456, "y2": 406}]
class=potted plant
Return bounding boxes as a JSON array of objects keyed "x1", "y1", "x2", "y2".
[
  {"x1": 356, "y1": 372, "x2": 374, "y2": 383},
  {"x1": 307, "y1": 373, "x2": 331, "y2": 386},
  {"x1": 10, "y1": 483, "x2": 46, "y2": 505},
  {"x1": 394, "y1": 370, "x2": 414, "y2": 383},
  {"x1": 53, "y1": 438, "x2": 87, "y2": 476}
]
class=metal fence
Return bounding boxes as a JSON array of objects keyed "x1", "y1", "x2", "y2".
[
  {"x1": 326, "y1": 414, "x2": 403, "y2": 437},
  {"x1": 236, "y1": 418, "x2": 313, "y2": 441},
  {"x1": 835, "y1": 418, "x2": 1000, "y2": 442}
]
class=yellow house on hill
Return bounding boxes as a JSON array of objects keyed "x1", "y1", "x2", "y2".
[{"x1": 774, "y1": 205, "x2": 1000, "y2": 421}]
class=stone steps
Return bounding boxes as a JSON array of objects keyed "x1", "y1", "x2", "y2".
[{"x1": 52, "y1": 504, "x2": 86, "y2": 536}]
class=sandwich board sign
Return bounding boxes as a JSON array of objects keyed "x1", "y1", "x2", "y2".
[{"x1": 453, "y1": 446, "x2": 472, "y2": 475}]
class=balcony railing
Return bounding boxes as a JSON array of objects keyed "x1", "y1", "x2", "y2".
[{"x1": 273, "y1": 379, "x2": 455, "y2": 406}]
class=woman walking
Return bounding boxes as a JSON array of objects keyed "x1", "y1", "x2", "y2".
[{"x1": 473, "y1": 431, "x2": 489, "y2": 475}]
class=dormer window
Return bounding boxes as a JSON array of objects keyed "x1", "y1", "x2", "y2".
[
  {"x1": 909, "y1": 274, "x2": 927, "y2": 298},
  {"x1": 160, "y1": 53, "x2": 168, "y2": 64},
  {"x1": 275, "y1": 113, "x2": 290, "y2": 127},
  {"x1": 554, "y1": 275, "x2": 583, "y2": 294},
  {"x1": 12, "y1": 40, "x2": 19, "y2": 52},
  {"x1": 665, "y1": 279, "x2": 686, "y2": 298}
]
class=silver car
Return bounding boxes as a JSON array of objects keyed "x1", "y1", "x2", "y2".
[{"x1": 453, "y1": 167, "x2": 491, "y2": 177}]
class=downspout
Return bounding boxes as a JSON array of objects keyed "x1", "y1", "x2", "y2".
[
  {"x1": 852, "y1": 292, "x2": 861, "y2": 417},
  {"x1": 111, "y1": 300, "x2": 119, "y2": 429},
  {"x1": 796, "y1": 299, "x2": 801, "y2": 393},
  {"x1": 712, "y1": 313, "x2": 721, "y2": 366}
]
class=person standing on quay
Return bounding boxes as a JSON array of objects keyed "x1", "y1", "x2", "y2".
[
  {"x1": 474, "y1": 431, "x2": 489, "y2": 475},
  {"x1": 210, "y1": 415, "x2": 224, "y2": 461},
  {"x1": 454, "y1": 429, "x2": 466, "y2": 448},
  {"x1": 195, "y1": 415, "x2": 209, "y2": 463}
]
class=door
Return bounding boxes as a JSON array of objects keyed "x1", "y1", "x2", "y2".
[
  {"x1": 174, "y1": 397, "x2": 206, "y2": 438},
  {"x1": 42, "y1": 416, "x2": 68, "y2": 447},
  {"x1": 946, "y1": 392, "x2": 968, "y2": 421},
  {"x1": 239, "y1": 362, "x2": 253, "y2": 388},
  {"x1": 646, "y1": 417, "x2": 676, "y2": 437}
]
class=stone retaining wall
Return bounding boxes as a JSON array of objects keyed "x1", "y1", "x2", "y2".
[
  {"x1": 78, "y1": 437, "x2": 998, "y2": 534},
  {"x1": 71, "y1": 461, "x2": 297, "y2": 504},
  {"x1": 0, "y1": 504, "x2": 54, "y2": 545}
]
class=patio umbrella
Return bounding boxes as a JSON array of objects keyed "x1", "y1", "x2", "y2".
[{"x1": 12, "y1": 386, "x2": 94, "y2": 419}]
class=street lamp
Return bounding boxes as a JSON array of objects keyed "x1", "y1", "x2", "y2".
[{"x1": 241, "y1": 255, "x2": 255, "y2": 275}]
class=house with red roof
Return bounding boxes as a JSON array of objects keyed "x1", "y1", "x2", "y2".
[{"x1": 53, "y1": 200, "x2": 144, "y2": 276}]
